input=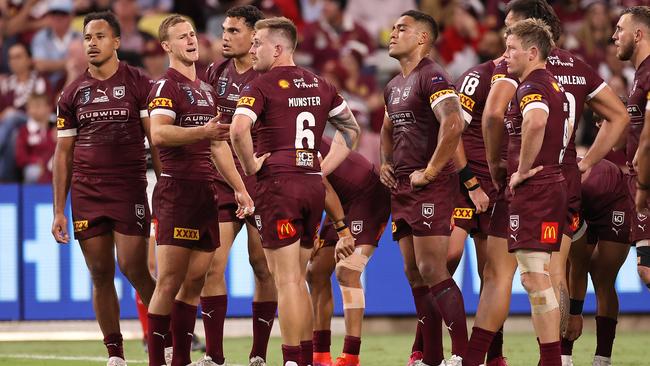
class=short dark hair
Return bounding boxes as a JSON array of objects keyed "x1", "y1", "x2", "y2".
[
  {"x1": 505, "y1": 0, "x2": 562, "y2": 42},
  {"x1": 331, "y1": 0, "x2": 348, "y2": 11},
  {"x1": 401, "y1": 10, "x2": 439, "y2": 43},
  {"x1": 9, "y1": 42, "x2": 31, "y2": 58},
  {"x1": 622, "y1": 6, "x2": 650, "y2": 29},
  {"x1": 255, "y1": 17, "x2": 298, "y2": 50},
  {"x1": 158, "y1": 14, "x2": 191, "y2": 41},
  {"x1": 83, "y1": 11, "x2": 121, "y2": 38},
  {"x1": 505, "y1": 18, "x2": 555, "y2": 60},
  {"x1": 225, "y1": 5, "x2": 265, "y2": 29}
]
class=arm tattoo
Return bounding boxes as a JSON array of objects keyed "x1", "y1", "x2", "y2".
[
  {"x1": 329, "y1": 105, "x2": 360, "y2": 149},
  {"x1": 432, "y1": 97, "x2": 463, "y2": 124}
]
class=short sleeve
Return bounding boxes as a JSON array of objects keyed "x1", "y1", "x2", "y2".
[
  {"x1": 518, "y1": 82, "x2": 549, "y2": 117},
  {"x1": 424, "y1": 72, "x2": 458, "y2": 111},
  {"x1": 491, "y1": 60, "x2": 518, "y2": 88},
  {"x1": 326, "y1": 81, "x2": 346, "y2": 117},
  {"x1": 30, "y1": 31, "x2": 48, "y2": 60},
  {"x1": 135, "y1": 69, "x2": 154, "y2": 118},
  {"x1": 581, "y1": 60, "x2": 606, "y2": 101},
  {"x1": 56, "y1": 90, "x2": 78, "y2": 138},
  {"x1": 233, "y1": 82, "x2": 264, "y2": 124},
  {"x1": 147, "y1": 79, "x2": 178, "y2": 120}
]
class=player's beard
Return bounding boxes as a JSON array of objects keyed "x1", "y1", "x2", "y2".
[
  {"x1": 88, "y1": 53, "x2": 112, "y2": 68},
  {"x1": 617, "y1": 40, "x2": 634, "y2": 61}
]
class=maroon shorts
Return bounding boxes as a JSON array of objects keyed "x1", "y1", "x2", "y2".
[
  {"x1": 507, "y1": 181, "x2": 568, "y2": 252},
  {"x1": 152, "y1": 177, "x2": 220, "y2": 251},
  {"x1": 213, "y1": 174, "x2": 257, "y2": 225},
  {"x1": 70, "y1": 175, "x2": 151, "y2": 241},
  {"x1": 626, "y1": 174, "x2": 650, "y2": 243},
  {"x1": 563, "y1": 164, "x2": 583, "y2": 236},
  {"x1": 584, "y1": 199, "x2": 632, "y2": 245},
  {"x1": 453, "y1": 175, "x2": 497, "y2": 237},
  {"x1": 254, "y1": 174, "x2": 325, "y2": 249},
  {"x1": 319, "y1": 181, "x2": 390, "y2": 247},
  {"x1": 391, "y1": 173, "x2": 458, "y2": 241},
  {"x1": 487, "y1": 185, "x2": 509, "y2": 239}
]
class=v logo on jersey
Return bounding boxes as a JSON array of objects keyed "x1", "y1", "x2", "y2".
[{"x1": 277, "y1": 219, "x2": 296, "y2": 240}]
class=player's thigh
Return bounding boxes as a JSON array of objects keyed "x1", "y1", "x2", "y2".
[
  {"x1": 264, "y1": 240, "x2": 303, "y2": 286},
  {"x1": 590, "y1": 240, "x2": 630, "y2": 281},
  {"x1": 483, "y1": 235, "x2": 517, "y2": 281},
  {"x1": 246, "y1": 221, "x2": 269, "y2": 272},
  {"x1": 114, "y1": 232, "x2": 149, "y2": 271},
  {"x1": 472, "y1": 233, "x2": 488, "y2": 277},
  {"x1": 207, "y1": 220, "x2": 241, "y2": 274},
  {"x1": 79, "y1": 233, "x2": 116, "y2": 278},
  {"x1": 155, "y1": 244, "x2": 193, "y2": 288},
  {"x1": 186, "y1": 249, "x2": 216, "y2": 282},
  {"x1": 413, "y1": 235, "x2": 450, "y2": 265},
  {"x1": 308, "y1": 246, "x2": 336, "y2": 284}
]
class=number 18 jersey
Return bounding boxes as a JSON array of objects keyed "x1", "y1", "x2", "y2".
[{"x1": 234, "y1": 65, "x2": 344, "y2": 178}]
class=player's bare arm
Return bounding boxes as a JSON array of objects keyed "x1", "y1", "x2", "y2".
[
  {"x1": 482, "y1": 80, "x2": 516, "y2": 188},
  {"x1": 379, "y1": 113, "x2": 397, "y2": 189},
  {"x1": 150, "y1": 113, "x2": 220, "y2": 147},
  {"x1": 51, "y1": 136, "x2": 75, "y2": 244},
  {"x1": 322, "y1": 176, "x2": 355, "y2": 260},
  {"x1": 580, "y1": 85, "x2": 630, "y2": 173},
  {"x1": 321, "y1": 104, "x2": 360, "y2": 176},
  {"x1": 510, "y1": 108, "x2": 547, "y2": 190},
  {"x1": 454, "y1": 139, "x2": 489, "y2": 213},
  {"x1": 410, "y1": 96, "x2": 463, "y2": 187},
  {"x1": 229, "y1": 113, "x2": 269, "y2": 176},
  {"x1": 141, "y1": 116, "x2": 162, "y2": 178},
  {"x1": 635, "y1": 111, "x2": 650, "y2": 212},
  {"x1": 210, "y1": 140, "x2": 255, "y2": 217}
]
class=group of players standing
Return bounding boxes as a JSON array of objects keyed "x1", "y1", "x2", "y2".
[{"x1": 48, "y1": 1, "x2": 650, "y2": 366}]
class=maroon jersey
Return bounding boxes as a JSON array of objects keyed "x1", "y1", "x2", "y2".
[
  {"x1": 57, "y1": 62, "x2": 152, "y2": 179},
  {"x1": 147, "y1": 67, "x2": 217, "y2": 181},
  {"x1": 205, "y1": 59, "x2": 260, "y2": 181},
  {"x1": 320, "y1": 136, "x2": 378, "y2": 204},
  {"x1": 455, "y1": 60, "x2": 496, "y2": 177},
  {"x1": 626, "y1": 55, "x2": 650, "y2": 174},
  {"x1": 384, "y1": 58, "x2": 457, "y2": 178},
  {"x1": 509, "y1": 69, "x2": 570, "y2": 184},
  {"x1": 234, "y1": 66, "x2": 344, "y2": 178}
]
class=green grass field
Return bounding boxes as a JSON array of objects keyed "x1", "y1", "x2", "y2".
[{"x1": 0, "y1": 332, "x2": 649, "y2": 366}]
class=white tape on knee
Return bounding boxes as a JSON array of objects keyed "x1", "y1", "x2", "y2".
[
  {"x1": 340, "y1": 285, "x2": 365, "y2": 309},
  {"x1": 335, "y1": 249, "x2": 369, "y2": 273},
  {"x1": 515, "y1": 250, "x2": 550, "y2": 276},
  {"x1": 529, "y1": 287, "x2": 559, "y2": 314},
  {"x1": 637, "y1": 239, "x2": 650, "y2": 248}
]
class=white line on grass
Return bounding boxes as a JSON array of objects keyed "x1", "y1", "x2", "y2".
[{"x1": 0, "y1": 354, "x2": 244, "y2": 365}]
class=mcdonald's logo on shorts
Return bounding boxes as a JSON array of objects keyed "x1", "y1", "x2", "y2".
[
  {"x1": 276, "y1": 219, "x2": 296, "y2": 240},
  {"x1": 173, "y1": 227, "x2": 200, "y2": 241},
  {"x1": 73, "y1": 220, "x2": 88, "y2": 232},
  {"x1": 541, "y1": 222, "x2": 559, "y2": 244}
]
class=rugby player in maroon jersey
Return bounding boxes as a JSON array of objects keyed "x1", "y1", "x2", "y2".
[
  {"x1": 229, "y1": 17, "x2": 360, "y2": 366},
  {"x1": 144, "y1": 15, "x2": 253, "y2": 366},
  {"x1": 52, "y1": 11, "x2": 157, "y2": 366}
]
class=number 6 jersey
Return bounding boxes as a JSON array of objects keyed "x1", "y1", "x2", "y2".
[{"x1": 233, "y1": 65, "x2": 344, "y2": 178}]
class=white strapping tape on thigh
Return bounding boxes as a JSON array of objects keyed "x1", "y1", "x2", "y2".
[
  {"x1": 572, "y1": 221, "x2": 588, "y2": 243},
  {"x1": 515, "y1": 250, "x2": 550, "y2": 276},
  {"x1": 336, "y1": 248, "x2": 369, "y2": 273},
  {"x1": 340, "y1": 285, "x2": 365, "y2": 309},
  {"x1": 637, "y1": 239, "x2": 650, "y2": 248},
  {"x1": 529, "y1": 287, "x2": 559, "y2": 314}
]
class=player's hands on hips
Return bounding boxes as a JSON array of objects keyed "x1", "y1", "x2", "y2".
[
  {"x1": 335, "y1": 233, "x2": 356, "y2": 262},
  {"x1": 244, "y1": 152, "x2": 271, "y2": 176},
  {"x1": 564, "y1": 314, "x2": 583, "y2": 341},
  {"x1": 579, "y1": 164, "x2": 593, "y2": 184},
  {"x1": 410, "y1": 169, "x2": 433, "y2": 188},
  {"x1": 52, "y1": 213, "x2": 69, "y2": 244},
  {"x1": 509, "y1": 166, "x2": 543, "y2": 192},
  {"x1": 636, "y1": 189, "x2": 649, "y2": 214},
  {"x1": 234, "y1": 190, "x2": 255, "y2": 218},
  {"x1": 380, "y1": 162, "x2": 397, "y2": 189},
  {"x1": 469, "y1": 186, "x2": 489, "y2": 213}
]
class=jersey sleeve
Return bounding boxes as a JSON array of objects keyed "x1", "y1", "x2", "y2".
[
  {"x1": 147, "y1": 78, "x2": 178, "y2": 120},
  {"x1": 517, "y1": 82, "x2": 549, "y2": 117},
  {"x1": 326, "y1": 81, "x2": 347, "y2": 118},
  {"x1": 134, "y1": 68, "x2": 154, "y2": 118},
  {"x1": 491, "y1": 60, "x2": 518, "y2": 88},
  {"x1": 579, "y1": 59, "x2": 606, "y2": 101},
  {"x1": 423, "y1": 71, "x2": 458, "y2": 111},
  {"x1": 233, "y1": 82, "x2": 264, "y2": 124},
  {"x1": 56, "y1": 89, "x2": 78, "y2": 138}
]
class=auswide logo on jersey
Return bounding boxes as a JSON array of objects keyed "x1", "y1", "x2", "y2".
[{"x1": 173, "y1": 227, "x2": 199, "y2": 241}]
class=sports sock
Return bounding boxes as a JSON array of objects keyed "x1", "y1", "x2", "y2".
[
  {"x1": 250, "y1": 301, "x2": 277, "y2": 360},
  {"x1": 412, "y1": 286, "x2": 443, "y2": 365},
  {"x1": 463, "y1": 327, "x2": 496, "y2": 366},
  {"x1": 104, "y1": 332, "x2": 124, "y2": 359},
  {"x1": 595, "y1": 316, "x2": 617, "y2": 358},
  {"x1": 147, "y1": 313, "x2": 170, "y2": 366},
  {"x1": 171, "y1": 300, "x2": 198, "y2": 366},
  {"x1": 283, "y1": 344, "x2": 301, "y2": 364},
  {"x1": 313, "y1": 330, "x2": 332, "y2": 353},
  {"x1": 342, "y1": 335, "x2": 361, "y2": 356},
  {"x1": 431, "y1": 278, "x2": 468, "y2": 357},
  {"x1": 201, "y1": 295, "x2": 227, "y2": 364},
  {"x1": 486, "y1": 326, "x2": 504, "y2": 361},
  {"x1": 539, "y1": 341, "x2": 561, "y2": 366},
  {"x1": 300, "y1": 340, "x2": 313, "y2": 366}
]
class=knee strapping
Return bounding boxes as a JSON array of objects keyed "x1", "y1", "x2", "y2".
[
  {"x1": 638, "y1": 245, "x2": 650, "y2": 268},
  {"x1": 336, "y1": 250, "x2": 369, "y2": 309},
  {"x1": 529, "y1": 287, "x2": 559, "y2": 314},
  {"x1": 515, "y1": 250, "x2": 550, "y2": 276},
  {"x1": 336, "y1": 250, "x2": 369, "y2": 273}
]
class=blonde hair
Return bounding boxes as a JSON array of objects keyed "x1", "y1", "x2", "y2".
[
  {"x1": 505, "y1": 18, "x2": 555, "y2": 59},
  {"x1": 254, "y1": 17, "x2": 297, "y2": 50},
  {"x1": 158, "y1": 14, "x2": 191, "y2": 41}
]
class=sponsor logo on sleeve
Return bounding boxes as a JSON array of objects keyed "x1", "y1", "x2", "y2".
[
  {"x1": 351, "y1": 220, "x2": 363, "y2": 235},
  {"x1": 237, "y1": 97, "x2": 256, "y2": 107},
  {"x1": 277, "y1": 219, "x2": 297, "y2": 240},
  {"x1": 519, "y1": 93, "x2": 543, "y2": 110},
  {"x1": 149, "y1": 97, "x2": 173, "y2": 109},
  {"x1": 459, "y1": 94, "x2": 476, "y2": 111},
  {"x1": 56, "y1": 117, "x2": 65, "y2": 128},
  {"x1": 73, "y1": 220, "x2": 88, "y2": 232},
  {"x1": 453, "y1": 208, "x2": 474, "y2": 219},
  {"x1": 431, "y1": 75, "x2": 445, "y2": 84},
  {"x1": 421, "y1": 203, "x2": 435, "y2": 218},
  {"x1": 541, "y1": 222, "x2": 559, "y2": 244},
  {"x1": 278, "y1": 79, "x2": 290, "y2": 89},
  {"x1": 429, "y1": 89, "x2": 456, "y2": 104},
  {"x1": 491, "y1": 74, "x2": 506, "y2": 83},
  {"x1": 173, "y1": 227, "x2": 200, "y2": 241},
  {"x1": 296, "y1": 150, "x2": 315, "y2": 167}
]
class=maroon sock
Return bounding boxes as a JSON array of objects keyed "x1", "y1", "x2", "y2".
[
  {"x1": 595, "y1": 316, "x2": 617, "y2": 358},
  {"x1": 300, "y1": 340, "x2": 313, "y2": 366},
  {"x1": 250, "y1": 301, "x2": 277, "y2": 360},
  {"x1": 411, "y1": 287, "x2": 425, "y2": 354},
  {"x1": 486, "y1": 326, "x2": 504, "y2": 361},
  {"x1": 412, "y1": 286, "x2": 443, "y2": 365},
  {"x1": 463, "y1": 327, "x2": 495, "y2": 366},
  {"x1": 201, "y1": 295, "x2": 227, "y2": 364},
  {"x1": 283, "y1": 344, "x2": 301, "y2": 364},
  {"x1": 171, "y1": 300, "x2": 198, "y2": 366},
  {"x1": 560, "y1": 337, "x2": 574, "y2": 355},
  {"x1": 539, "y1": 341, "x2": 561, "y2": 366},
  {"x1": 342, "y1": 335, "x2": 361, "y2": 356},
  {"x1": 147, "y1": 313, "x2": 170, "y2": 366},
  {"x1": 313, "y1": 330, "x2": 332, "y2": 353},
  {"x1": 104, "y1": 332, "x2": 124, "y2": 359},
  {"x1": 430, "y1": 278, "x2": 468, "y2": 357}
]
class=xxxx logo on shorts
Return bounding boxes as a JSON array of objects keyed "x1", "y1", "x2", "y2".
[
  {"x1": 73, "y1": 220, "x2": 88, "y2": 232},
  {"x1": 453, "y1": 208, "x2": 474, "y2": 219},
  {"x1": 148, "y1": 97, "x2": 173, "y2": 109},
  {"x1": 541, "y1": 222, "x2": 559, "y2": 244},
  {"x1": 277, "y1": 219, "x2": 296, "y2": 240},
  {"x1": 173, "y1": 227, "x2": 200, "y2": 241}
]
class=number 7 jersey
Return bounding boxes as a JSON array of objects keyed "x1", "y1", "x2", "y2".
[{"x1": 233, "y1": 65, "x2": 345, "y2": 178}]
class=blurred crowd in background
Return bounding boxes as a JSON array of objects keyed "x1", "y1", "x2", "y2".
[{"x1": 0, "y1": 0, "x2": 646, "y2": 184}]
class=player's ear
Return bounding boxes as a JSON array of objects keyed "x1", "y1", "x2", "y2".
[
  {"x1": 113, "y1": 36, "x2": 120, "y2": 51},
  {"x1": 529, "y1": 46, "x2": 538, "y2": 62},
  {"x1": 161, "y1": 41, "x2": 171, "y2": 53},
  {"x1": 274, "y1": 44, "x2": 282, "y2": 58}
]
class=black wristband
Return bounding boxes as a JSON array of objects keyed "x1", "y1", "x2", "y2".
[
  {"x1": 467, "y1": 183, "x2": 480, "y2": 191},
  {"x1": 569, "y1": 298, "x2": 584, "y2": 315},
  {"x1": 335, "y1": 224, "x2": 349, "y2": 232},
  {"x1": 458, "y1": 164, "x2": 475, "y2": 183},
  {"x1": 638, "y1": 179, "x2": 650, "y2": 191}
]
